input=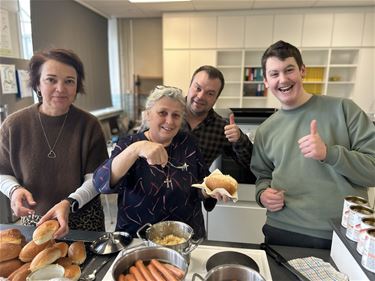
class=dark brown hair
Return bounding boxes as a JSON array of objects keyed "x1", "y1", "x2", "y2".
[
  {"x1": 190, "y1": 65, "x2": 225, "y2": 97},
  {"x1": 28, "y1": 48, "x2": 85, "y2": 95},
  {"x1": 261, "y1": 40, "x2": 304, "y2": 78}
]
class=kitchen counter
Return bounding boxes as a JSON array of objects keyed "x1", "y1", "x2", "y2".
[{"x1": 0, "y1": 223, "x2": 333, "y2": 280}]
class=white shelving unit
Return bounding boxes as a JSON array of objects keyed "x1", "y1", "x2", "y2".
[{"x1": 215, "y1": 48, "x2": 359, "y2": 108}]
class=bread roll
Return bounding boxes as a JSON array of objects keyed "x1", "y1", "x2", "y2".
[
  {"x1": 8, "y1": 262, "x2": 30, "y2": 281},
  {"x1": 0, "y1": 229, "x2": 24, "y2": 245},
  {"x1": 68, "y1": 241, "x2": 86, "y2": 265},
  {"x1": 32, "y1": 220, "x2": 59, "y2": 245},
  {"x1": 30, "y1": 246, "x2": 61, "y2": 272},
  {"x1": 0, "y1": 258, "x2": 23, "y2": 278},
  {"x1": 56, "y1": 256, "x2": 72, "y2": 267},
  {"x1": 0, "y1": 242, "x2": 22, "y2": 262},
  {"x1": 53, "y1": 242, "x2": 69, "y2": 257},
  {"x1": 205, "y1": 174, "x2": 238, "y2": 195},
  {"x1": 64, "y1": 264, "x2": 81, "y2": 281},
  {"x1": 19, "y1": 239, "x2": 54, "y2": 262}
]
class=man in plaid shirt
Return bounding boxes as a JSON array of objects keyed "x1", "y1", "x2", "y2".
[{"x1": 183, "y1": 65, "x2": 252, "y2": 169}]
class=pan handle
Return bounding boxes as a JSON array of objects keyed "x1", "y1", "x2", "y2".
[
  {"x1": 192, "y1": 273, "x2": 205, "y2": 281},
  {"x1": 182, "y1": 237, "x2": 203, "y2": 255},
  {"x1": 136, "y1": 223, "x2": 152, "y2": 241}
]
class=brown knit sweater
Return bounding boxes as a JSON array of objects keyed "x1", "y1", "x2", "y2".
[{"x1": 0, "y1": 103, "x2": 108, "y2": 215}]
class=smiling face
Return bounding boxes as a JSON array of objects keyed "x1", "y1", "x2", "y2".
[
  {"x1": 38, "y1": 59, "x2": 78, "y2": 116},
  {"x1": 146, "y1": 96, "x2": 184, "y2": 146},
  {"x1": 186, "y1": 71, "x2": 222, "y2": 117},
  {"x1": 264, "y1": 56, "x2": 308, "y2": 110}
]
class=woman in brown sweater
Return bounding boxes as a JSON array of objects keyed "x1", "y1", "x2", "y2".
[{"x1": 0, "y1": 48, "x2": 108, "y2": 233}]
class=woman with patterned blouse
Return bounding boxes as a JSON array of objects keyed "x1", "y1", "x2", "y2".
[{"x1": 93, "y1": 86, "x2": 218, "y2": 238}]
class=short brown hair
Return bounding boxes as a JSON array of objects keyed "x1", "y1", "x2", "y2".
[
  {"x1": 190, "y1": 65, "x2": 225, "y2": 97},
  {"x1": 261, "y1": 40, "x2": 304, "y2": 78},
  {"x1": 28, "y1": 48, "x2": 85, "y2": 94}
]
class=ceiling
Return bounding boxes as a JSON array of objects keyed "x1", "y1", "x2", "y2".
[{"x1": 75, "y1": 0, "x2": 375, "y2": 18}]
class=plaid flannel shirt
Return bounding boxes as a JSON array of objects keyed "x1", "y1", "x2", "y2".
[{"x1": 181, "y1": 109, "x2": 252, "y2": 168}]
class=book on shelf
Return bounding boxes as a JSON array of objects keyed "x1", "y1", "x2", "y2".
[{"x1": 244, "y1": 67, "x2": 263, "y2": 81}]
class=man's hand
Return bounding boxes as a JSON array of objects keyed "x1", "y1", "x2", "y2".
[
  {"x1": 37, "y1": 200, "x2": 70, "y2": 239},
  {"x1": 298, "y1": 119, "x2": 327, "y2": 160},
  {"x1": 10, "y1": 187, "x2": 36, "y2": 217},
  {"x1": 260, "y1": 188, "x2": 285, "y2": 212},
  {"x1": 224, "y1": 113, "x2": 241, "y2": 143}
]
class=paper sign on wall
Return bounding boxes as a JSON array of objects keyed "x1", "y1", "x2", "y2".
[{"x1": 0, "y1": 64, "x2": 18, "y2": 94}]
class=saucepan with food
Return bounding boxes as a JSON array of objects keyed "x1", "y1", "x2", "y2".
[
  {"x1": 112, "y1": 245, "x2": 188, "y2": 281},
  {"x1": 136, "y1": 220, "x2": 203, "y2": 262}
]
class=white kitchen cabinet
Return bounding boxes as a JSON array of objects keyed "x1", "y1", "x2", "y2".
[
  {"x1": 352, "y1": 48, "x2": 375, "y2": 112},
  {"x1": 245, "y1": 15, "x2": 274, "y2": 48},
  {"x1": 302, "y1": 13, "x2": 333, "y2": 47},
  {"x1": 163, "y1": 50, "x2": 190, "y2": 91},
  {"x1": 362, "y1": 12, "x2": 375, "y2": 47},
  {"x1": 332, "y1": 13, "x2": 364, "y2": 47},
  {"x1": 164, "y1": 50, "x2": 217, "y2": 93},
  {"x1": 190, "y1": 50, "x2": 217, "y2": 75},
  {"x1": 190, "y1": 16, "x2": 217, "y2": 48},
  {"x1": 207, "y1": 184, "x2": 266, "y2": 244},
  {"x1": 163, "y1": 15, "x2": 190, "y2": 49},
  {"x1": 273, "y1": 14, "x2": 303, "y2": 47},
  {"x1": 217, "y1": 16, "x2": 245, "y2": 48}
]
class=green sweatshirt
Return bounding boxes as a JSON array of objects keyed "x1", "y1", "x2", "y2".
[{"x1": 251, "y1": 95, "x2": 375, "y2": 239}]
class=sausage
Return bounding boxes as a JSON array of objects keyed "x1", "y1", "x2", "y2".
[
  {"x1": 118, "y1": 273, "x2": 127, "y2": 281},
  {"x1": 163, "y1": 264, "x2": 184, "y2": 279},
  {"x1": 150, "y1": 259, "x2": 177, "y2": 281},
  {"x1": 125, "y1": 273, "x2": 137, "y2": 281},
  {"x1": 135, "y1": 260, "x2": 156, "y2": 281},
  {"x1": 147, "y1": 264, "x2": 166, "y2": 281},
  {"x1": 129, "y1": 266, "x2": 146, "y2": 281}
]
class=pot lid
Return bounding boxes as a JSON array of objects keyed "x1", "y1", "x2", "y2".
[
  {"x1": 90, "y1": 231, "x2": 133, "y2": 255},
  {"x1": 206, "y1": 251, "x2": 259, "y2": 272}
]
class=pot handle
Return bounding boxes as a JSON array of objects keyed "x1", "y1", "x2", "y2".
[
  {"x1": 182, "y1": 237, "x2": 203, "y2": 255},
  {"x1": 136, "y1": 223, "x2": 152, "y2": 241},
  {"x1": 192, "y1": 273, "x2": 205, "y2": 281}
]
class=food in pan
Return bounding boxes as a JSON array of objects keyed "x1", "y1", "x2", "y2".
[
  {"x1": 118, "y1": 258, "x2": 184, "y2": 281},
  {"x1": 205, "y1": 173, "x2": 238, "y2": 195},
  {"x1": 153, "y1": 234, "x2": 186, "y2": 246}
]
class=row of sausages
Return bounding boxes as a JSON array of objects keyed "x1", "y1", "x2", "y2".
[{"x1": 118, "y1": 259, "x2": 184, "y2": 281}]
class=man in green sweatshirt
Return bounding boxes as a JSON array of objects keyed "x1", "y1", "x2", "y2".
[{"x1": 250, "y1": 40, "x2": 375, "y2": 249}]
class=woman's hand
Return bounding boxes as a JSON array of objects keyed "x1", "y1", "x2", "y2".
[
  {"x1": 10, "y1": 187, "x2": 36, "y2": 217},
  {"x1": 138, "y1": 141, "x2": 168, "y2": 167},
  {"x1": 37, "y1": 200, "x2": 70, "y2": 239},
  {"x1": 260, "y1": 188, "x2": 285, "y2": 212}
]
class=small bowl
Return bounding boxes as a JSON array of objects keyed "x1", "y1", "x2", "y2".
[
  {"x1": 90, "y1": 231, "x2": 133, "y2": 255},
  {"x1": 26, "y1": 264, "x2": 65, "y2": 281},
  {"x1": 193, "y1": 264, "x2": 266, "y2": 281}
]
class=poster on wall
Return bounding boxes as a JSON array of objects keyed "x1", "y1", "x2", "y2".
[
  {"x1": 16, "y1": 69, "x2": 32, "y2": 98},
  {"x1": 0, "y1": 64, "x2": 18, "y2": 94},
  {"x1": 0, "y1": 9, "x2": 13, "y2": 56}
]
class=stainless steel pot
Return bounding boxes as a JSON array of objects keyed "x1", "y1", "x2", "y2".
[
  {"x1": 136, "y1": 221, "x2": 202, "y2": 262},
  {"x1": 112, "y1": 245, "x2": 188, "y2": 280},
  {"x1": 192, "y1": 264, "x2": 266, "y2": 281}
]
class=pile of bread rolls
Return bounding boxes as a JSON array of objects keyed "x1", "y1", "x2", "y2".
[{"x1": 0, "y1": 220, "x2": 86, "y2": 281}]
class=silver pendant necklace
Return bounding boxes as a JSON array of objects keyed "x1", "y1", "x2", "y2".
[{"x1": 38, "y1": 108, "x2": 69, "y2": 159}]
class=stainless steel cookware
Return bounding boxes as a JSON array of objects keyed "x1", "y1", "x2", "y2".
[
  {"x1": 111, "y1": 245, "x2": 188, "y2": 280},
  {"x1": 192, "y1": 264, "x2": 266, "y2": 281},
  {"x1": 136, "y1": 221, "x2": 202, "y2": 261}
]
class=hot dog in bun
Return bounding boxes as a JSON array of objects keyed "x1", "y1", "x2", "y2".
[{"x1": 205, "y1": 174, "x2": 238, "y2": 195}]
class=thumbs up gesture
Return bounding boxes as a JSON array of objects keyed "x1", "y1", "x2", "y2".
[
  {"x1": 224, "y1": 113, "x2": 241, "y2": 143},
  {"x1": 298, "y1": 119, "x2": 327, "y2": 160}
]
